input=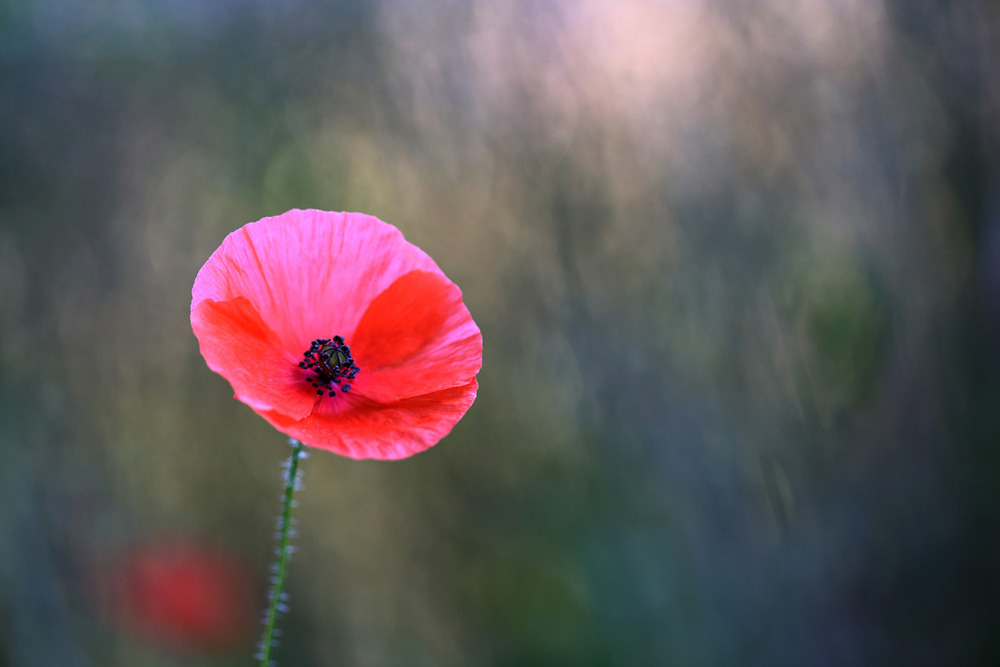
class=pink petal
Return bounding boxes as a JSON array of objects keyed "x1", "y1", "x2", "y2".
[
  {"x1": 191, "y1": 210, "x2": 443, "y2": 353},
  {"x1": 259, "y1": 379, "x2": 479, "y2": 460},
  {"x1": 191, "y1": 297, "x2": 318, "y2": 419},
  {"x1": 349, "y1": 270, "x2": 483, "y2": 403}
]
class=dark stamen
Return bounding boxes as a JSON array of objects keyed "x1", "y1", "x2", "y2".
[{"x1": 299, "y1": 336, "x2": 361, "y2": 398}]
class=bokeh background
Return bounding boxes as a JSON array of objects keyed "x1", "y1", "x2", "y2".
[{"x1": 2, "y1": 0, "x2": 1000, "y2": 665}]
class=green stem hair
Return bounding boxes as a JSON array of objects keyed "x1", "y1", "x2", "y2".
[{"x1": 258, "y1": 438, "x2": 305, "y2": 666}]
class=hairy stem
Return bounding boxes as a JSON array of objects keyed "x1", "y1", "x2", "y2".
[{"x1": 258, "y1": 438, "x2": 304, "y2": 666}]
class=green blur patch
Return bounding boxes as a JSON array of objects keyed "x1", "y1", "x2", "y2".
[{"x1": 800, "y1": 255, "x2": 892, "y2": 407}]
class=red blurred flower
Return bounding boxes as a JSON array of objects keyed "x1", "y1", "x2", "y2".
[
  {"x1": 191, "y1": 210, "x2": 482, "y2": 459},
  {"x1": 106, "y1": 543, "x2": 256, "y2": 652}
]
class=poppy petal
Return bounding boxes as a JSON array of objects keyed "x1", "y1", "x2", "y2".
[
  {"x1": 259, "y1": 379, "x2": 479, "y2": 460},
  {"x1": 105, "y1": 543, "x2": 255, "y2": 652},
  {"x1": 192, "y1": 210, "x2": 443, "y2": 353},
  {"x1": 349, "y1": 270, "x2": 483, "y2": 403},
  {"x1": 191, "y1": 297, "x2": 318, "y2": 419}
]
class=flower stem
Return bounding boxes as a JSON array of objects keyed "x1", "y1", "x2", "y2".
[{"x1": 258, "y1": 438, "x2": 305, "y2": 667}]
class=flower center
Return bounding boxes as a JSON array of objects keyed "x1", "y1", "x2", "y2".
[{"x1": 298, "y1": 335, "x2": 361, "y2": 397}]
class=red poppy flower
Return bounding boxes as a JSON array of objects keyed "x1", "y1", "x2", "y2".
[
  {"x1": 103, "y1": 543, "x2": 256, "y2": 652},
  {"x1": 191, "y1": 209, "x2": 482, "y2": 459}
]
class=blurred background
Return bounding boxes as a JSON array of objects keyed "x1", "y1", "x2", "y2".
[{"x1": 2, "y1": 0, "x2": 1000, "y2": 664}]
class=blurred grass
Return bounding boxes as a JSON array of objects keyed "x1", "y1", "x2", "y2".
[{"x1": 2, "y1": 0, "x2": 1000, "y2": 665}]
